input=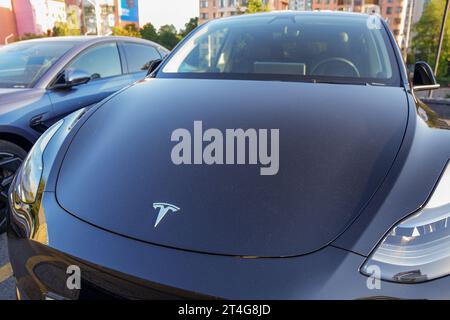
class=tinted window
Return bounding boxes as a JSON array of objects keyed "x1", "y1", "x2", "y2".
[
  {"x1": 0, "y1": 41, "x2": 76, "y2": 88},
  {"x1": 122, "y1": 43, "x2": 161, "y2": 73},
  {"x1": 162, "y1": 14, "x2": 400, "y2": 86},
  {"x1": 69, "y1": 42, "x2": 122, "y2": 79}
]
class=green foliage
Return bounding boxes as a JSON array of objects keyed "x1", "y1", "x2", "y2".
[
  {"x1": 66, "y1": 9, "x2": 79, "y2": 30},
  {"x1": 140, "y1": 23, "x2": 158, "y2": 42},
  {"x1": 52, "y1": 22, "x2": 80, "y2": 36},
  {"x1": 412, "y1": 0, "x2": 449, "y2": 79},
  {"x1": 245, "y1": 0, "x2": 270, "y2": 13},
  {"x1": 157, "y1": 24, "x2": 181, "y2": 49},
  {"x1": 180, "y1": 17, "x2": 199, "y2": 38},
  {"x1": 112, "y1": 23, "x2": 141, "y2": 38}
]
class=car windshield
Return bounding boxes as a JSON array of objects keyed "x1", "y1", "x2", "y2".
[
  {"x1": 0, "y1": 41, "x2": 76, "y2": 88},
  {"x1": 161, "y1": 13, "x2": 400, "y2": 86}
]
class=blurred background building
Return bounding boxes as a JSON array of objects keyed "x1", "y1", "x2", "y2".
[
  {"x1": 0, "y1": 0, "x2": 140, "y2": 44},
  {"x1": 289, "y1": 0, "x2": 312, "y2": 11}
]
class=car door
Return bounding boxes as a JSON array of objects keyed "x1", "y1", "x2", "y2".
[
  {"x1": 46, "y1": 41, "x2": 133, "y2": 127},
  {"x1": 119, "y1": 41, "x2": 163, "y2": 82}
]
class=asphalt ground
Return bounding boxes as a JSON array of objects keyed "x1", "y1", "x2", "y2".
[{"x1": 0, "y1": 233, "x2": 15, "y2": 300}]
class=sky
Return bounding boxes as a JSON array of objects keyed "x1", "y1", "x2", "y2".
[{"x1": 138, "y1": 0, "x2": 199, "y2": 31}]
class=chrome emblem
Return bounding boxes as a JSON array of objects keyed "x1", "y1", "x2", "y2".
[{"x1": 152, "y1": 203, "x2": 180, "y2": 227}]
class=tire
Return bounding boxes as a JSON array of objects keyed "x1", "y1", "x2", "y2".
[{"x1": 0, "y1": 140, "x2": 27, "y2": 234}]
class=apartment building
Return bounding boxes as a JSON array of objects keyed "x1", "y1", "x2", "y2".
[
  {"x1": 0, "y1": 0, "x2": 67, "y2": 42},
  {"x1": 289, "y1": 0, "x2": 312, "y2": 10},
  {"x1": 0, "y1": 0, "x2": 17, "y2": 44},
  {"x1": 199, "y1": 0, "x2": 289, "y2": 23},
  {"x1": 379, "y1": 0, "x2": 408, "y2": 47}
]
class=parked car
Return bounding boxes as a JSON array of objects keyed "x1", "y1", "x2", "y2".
[
  {"x1": 7, "y1": 12, "x2": 449, "y2": 299},
  {"x1": 0, "y1": 36, "x2": 169, "y2": 232}
]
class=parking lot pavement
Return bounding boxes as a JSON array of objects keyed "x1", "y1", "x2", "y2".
[{"x1": 0, "y1": 233, "x2": 15, "y2": 300}]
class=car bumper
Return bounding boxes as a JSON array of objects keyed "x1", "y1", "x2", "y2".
[{"x1": 8, "y1": 191, "x2": 450, "y2": 300}]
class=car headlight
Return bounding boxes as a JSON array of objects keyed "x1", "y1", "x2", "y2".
[
  {"x1": 361, "y1": 162, "x2": 450, "y2": 283},
  {"x1": 15, "y1": 120, "x2": 64, "y2": 204}
]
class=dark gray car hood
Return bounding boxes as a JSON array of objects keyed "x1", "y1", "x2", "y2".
[{"x1": 56, "y1": 78, "x2": 408, "y2": 257}]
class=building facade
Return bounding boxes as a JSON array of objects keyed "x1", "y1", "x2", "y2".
[
  {"x1": 0, "y1": 0, "x2": 139, "y2": 44},
  {"x1": 0, "y1": 0, "x2": 18, "y2": 44},
  {"x1": 12, "y1": 0, "x2": 67, "y2": 36},
  {"x1": 199, "y1": 0, "x2": 289, "y2": 24},
  {"x1": 379, "y1": 0, "x2": 408, "y2": 48}
]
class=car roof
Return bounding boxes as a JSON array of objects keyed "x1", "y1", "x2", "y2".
[
  {"x1": 214, "y1": 10, "x2": 371, "y2": 23},
  {"x1": 15, "y1": 36, "x2": 164, "y2": 49}
]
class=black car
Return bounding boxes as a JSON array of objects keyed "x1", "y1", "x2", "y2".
[{"x1": 7, "y1": 12, "x2": 450, "y2": 299}]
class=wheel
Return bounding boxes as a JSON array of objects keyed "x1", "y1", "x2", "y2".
[{"x1": 0, "y1": 140, "x2": 26, "y2": 234}]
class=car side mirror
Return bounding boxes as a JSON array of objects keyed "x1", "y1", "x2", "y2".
[
  {"x1": 53, "y1": 69, "x2": 91, "y2": 89},
  {"x1": 412, "y1": 61, "x2": 440, "y2": 92},
  {"x1": 146, "y1": 59, "x2": 163, "y2": 76}
]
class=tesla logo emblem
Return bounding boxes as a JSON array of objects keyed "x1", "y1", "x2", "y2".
[{"x1": 152, "y1": 203, "x2": 180, "y2": 227}]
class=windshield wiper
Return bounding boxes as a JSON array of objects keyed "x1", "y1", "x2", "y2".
[{"x1": 311, "y1": 79, "x2": 369, "y2": 86}]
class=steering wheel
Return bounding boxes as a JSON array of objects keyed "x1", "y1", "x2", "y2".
[{"x1": 311, "y1": 57, "x2": 360, "y2": 78}]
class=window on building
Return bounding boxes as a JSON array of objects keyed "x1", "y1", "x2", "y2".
[
  {"x1": 200, "y1": 0, "x2": 209, "y2": 8},
  {"x1": 122, "y1": 43, "x2": 161, "y2": 73},
  {"x1": 219, "y1": 0, "x2": 225, "y2": 7},
  {"x1": 386, "y1": 6, "x2": 392, "y2": 14},
  {"x1": 200, "y1": 12, "x2": 209, "y2": 19},
  {"x1": 69, "y1": 42, "x2": 122, "y2": 79},
  {"x1": 396, "y1": 6, "x2": 402, "y2": 13}
]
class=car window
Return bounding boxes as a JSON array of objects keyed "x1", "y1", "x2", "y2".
[
  {"x1": 69, "y1": 42, "x2": 122, "y2": 79},
  {"x1": 161, "y1": 14, "x2": 400, "y2": 86},
  {"x1": 122, "y1": 43, "x2": 161, "y2": 73},
  {"x1": 0, "y1": 41, "x2": 76, "y2": 88}
]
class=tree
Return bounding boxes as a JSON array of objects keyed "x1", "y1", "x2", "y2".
[
  {"x1": 245, "y1": 0, "x2": 270, "y2": 13},
  {"x1": 52, "y1": 22, "x2": 80, "y2": 36},
  {"x1": 112, "y1": 23, "x2": 141, "y2": 38},
  {"x1": 412, "y1": 0, "x2": 449, "y2": 79},
  {"x1": 157, "y1": 24, "x2": 181, "y2": 49},
  {"x1": 140, "y1": 22, "x2": 159, "y2": 42},
  {"x1": 180, "y1": 17, "x2": 199, "y2": 38}
]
